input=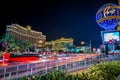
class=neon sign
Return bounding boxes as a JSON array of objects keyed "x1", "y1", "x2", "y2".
[{"x1": 104, "y1": 6, "x2": 116, "y2": 17}]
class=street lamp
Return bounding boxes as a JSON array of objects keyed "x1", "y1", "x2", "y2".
[{"x1": 81, "y1": 40, "x2": 92, "y2": 53}]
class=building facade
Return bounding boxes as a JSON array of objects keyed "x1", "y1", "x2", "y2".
[
  {"x1": 45, "y1": 38, "x2": 74, "y2": 52},
  {"x1": 6, "y1": 24, "x2": 46, "y2": 48}
]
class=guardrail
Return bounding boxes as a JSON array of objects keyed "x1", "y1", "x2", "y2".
[{"x1": 0, "y1": 53, "x2": 118, "y2": 80}]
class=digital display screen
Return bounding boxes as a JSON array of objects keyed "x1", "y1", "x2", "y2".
[{"x1": 103, "y1": 31, "x2": 119, "y2": 42}]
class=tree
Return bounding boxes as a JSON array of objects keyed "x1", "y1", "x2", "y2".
[
  {"x1": 65, "y1": 42, "x2": 76, "y2": 52},
  {"x1": 64, "y1": 42, "x2": 71, "y2": 52},
  {"x1": 0, "y1": 34, "x2": 15, "y2": 51},
  {"x1": 22, "y1": 40, "x2": 32, "y2": 52},
  {"x1": 0, "y1": 33, "x2": 33, "y2": 52}
]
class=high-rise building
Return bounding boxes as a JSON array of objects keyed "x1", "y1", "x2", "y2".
[{"x1": 6, "y1": 24, "x2": 46, "y2": 48}]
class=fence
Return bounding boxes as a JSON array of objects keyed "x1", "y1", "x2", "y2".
[{"x1": 0, "y1": 53, "x2": 114, "y2": 80}]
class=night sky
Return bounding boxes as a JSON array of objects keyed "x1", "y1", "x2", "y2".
[{"x1": 0, "y1": 0, "x2": 118, "y2": 48}]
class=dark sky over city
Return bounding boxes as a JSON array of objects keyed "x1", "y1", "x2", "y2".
[{"x1": 0, "y1": 0, "x2": 118, "y2": 48}]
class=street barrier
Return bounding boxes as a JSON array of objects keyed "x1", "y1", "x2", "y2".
[{"x1": 0, "y1": 53, "x2": 118, "y2": 80}]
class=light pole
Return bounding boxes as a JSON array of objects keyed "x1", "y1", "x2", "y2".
[
  {"x1": 89, "y1": 40, "x2": 92, "y2": 53},
  {"x1": 81, "y1": 40, "x2": 92, "y2": 53}
]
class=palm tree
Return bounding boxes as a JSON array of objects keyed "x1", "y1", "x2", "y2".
[
  {"x1": 0, "y1": 34, "x2": 23, "y2": 52},
  {"x1": 64, "y1": 42, "x2": 71, "y2": 52},
  {"x1": 22, "y1": 40, "x2": 32, "y2": 52},
  {"x1": 0, "y1": 34, "x2": 15, "y2": 51},
  {"x1": 65, "y1": 42, "x2": 76, "y2": 52},
  {"x1": 0, "y1": 33, "x2": 33, "y2": 52}
]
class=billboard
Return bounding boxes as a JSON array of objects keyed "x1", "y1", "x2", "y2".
[{"x1": 101, "y1": 30, "x2": 120, "y2": 44}]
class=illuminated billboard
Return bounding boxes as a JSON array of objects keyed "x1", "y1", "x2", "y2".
[{"x1": 101, "y1": 30, "x2": 120, "y2": 44}]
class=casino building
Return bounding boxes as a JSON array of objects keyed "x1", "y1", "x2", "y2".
[
  {"x1": 45, "y1": 38, "x2": 74, "y2": 52},
  {"x1": 6, "y1": 24, "x2": 46, "y2": 48}
]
